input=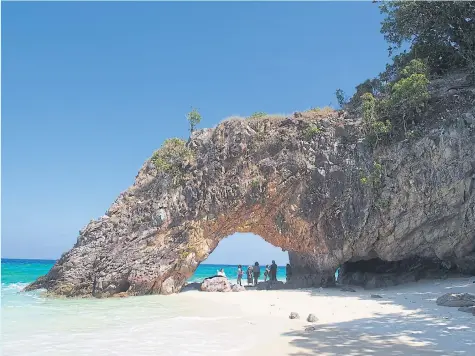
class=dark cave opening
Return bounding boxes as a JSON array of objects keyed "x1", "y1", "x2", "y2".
[{"x1": 338, "y1": 257, "x2": 458, "y2": 289}]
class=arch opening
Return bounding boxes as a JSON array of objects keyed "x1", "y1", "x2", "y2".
[{"x1": 187, "y1": 233, "x2": 289, "y2": 286}]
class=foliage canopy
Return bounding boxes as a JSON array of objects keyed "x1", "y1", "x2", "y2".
[{"x1": 380, "y1": 0, "x2": 475, "y2": 75}]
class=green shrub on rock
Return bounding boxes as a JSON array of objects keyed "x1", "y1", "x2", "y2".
[
  {"x1": 386, "y1": 60, "x2": 430, "y2": 130},
  {"x1": 247, "y1": 112, "x2": 267, "y2": 120},
  {"x1": 361, "y1": 93, "x2": 392, "y2": 145},
  {"x1": 304, "y1": 124, "x2": 323, "y2": 140},
  {"x1": 151, "y1": 138, "x2": 194, "y2": 176}
]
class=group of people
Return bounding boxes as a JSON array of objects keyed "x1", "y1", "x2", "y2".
[{"x1": 233, "y1": 261, "x2": 292, "y2": 286}]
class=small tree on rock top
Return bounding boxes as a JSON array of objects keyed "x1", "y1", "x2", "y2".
[
  {"x1": 187, "y1": 107, "x2": 202, "y2": 134},
  {"x1": 335, "y1": 89, "x2": 348, "y2": 109}
]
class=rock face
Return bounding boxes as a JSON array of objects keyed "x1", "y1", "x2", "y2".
[
  {"x1": 25, "y1": 86, "x2": 475, "y2": 297},
  {"x1": 200, "y1": 277, "x2": 231, "y2": 292},
  {"x1": 436, "y1": 293, "x2": 475, "y2": 307}
]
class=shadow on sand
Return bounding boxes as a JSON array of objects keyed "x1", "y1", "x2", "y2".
[{"x1": 282, "y1": 278, "x2": 475, "y2": 355}]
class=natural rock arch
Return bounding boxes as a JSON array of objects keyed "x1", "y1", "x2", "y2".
[{"x1": 27, "y1": 106, "x2": 475, "y2": 297}]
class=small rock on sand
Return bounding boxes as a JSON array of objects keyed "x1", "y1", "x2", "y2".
[
  {"x1": 371, "y1": 294, "x2": 383, "y2": 299},
  {"x1": 231, "y1": 284, "x2": 246, "y2": 292},
  {"x1": 305, "y1": 326, "x2": 316, "y2": 332},
  {"x1": 436, "y1": 293, "x2": 475, "y2": 307},
  {"x1": 289, "y1": 312, "x2": 300, "y2": 319},
  {"x1": 340, "y1": 287, "x2": 356, "y2": 292},
  {"x1": 307, "y1": 314, "x2": 318, "y2": 322}
]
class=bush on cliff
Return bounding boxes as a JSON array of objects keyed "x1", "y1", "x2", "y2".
[
  {"x1": 151, "y1": 138, "x2": 194, "y2": 176},
  {"x1": 361, "y1": 93, "x2": 392, "y2": 146},
  {"x1": 358, "y1": 59, "x2": 429, "y2": 144},
  {"x1": 383, "y1": 60, "x2": 430, "y2": 130},
  {"x1": 303, "y1": 124, "x2": 323, "y2": 140},
  {"x1": 247, "y1": 112, "x2": 267, "y2": 120}
]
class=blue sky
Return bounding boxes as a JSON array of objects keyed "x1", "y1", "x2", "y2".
[{"x1": 2, "y1": 2, "x2": 390, "y2": 262}]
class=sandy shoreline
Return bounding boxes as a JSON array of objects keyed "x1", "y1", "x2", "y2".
[
  {"x1": 180, "y1": 277, "x2": 475, "y2": 355},
  {"x1": 3, "y1": 277, "x2": 474, "y2": 355}
]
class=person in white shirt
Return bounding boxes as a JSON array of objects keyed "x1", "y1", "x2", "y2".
[{"x1": 216, "y1": 268, "x2": 226, "y2": 277}]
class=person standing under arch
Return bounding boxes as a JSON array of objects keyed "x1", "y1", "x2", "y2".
[
  {"x1": 270, "y1": 260, "x2": 278, "y2": 282},
  {"x1": 253, "y1": 262, "x2": 261, "y2": 285},
  {"x1": 286, "y1": 263, "x2": 292, "y2": 282},
  {"x1": 237, "y1": 265, "x2": 243, "y2": 286},
  {"x1": 246, "y1": 266, "x2": 253, "y2": 286}
]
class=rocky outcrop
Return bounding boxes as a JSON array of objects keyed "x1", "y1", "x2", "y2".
[
  {"x1": 200, "y1": 276, "x2": 231, "y2": 292},
  {"x1": 436, "y1": 293, "x2": 475, "y2": 307},
  {"x1": 26, "y1": 81, "x2": 475, "y2": 297}
]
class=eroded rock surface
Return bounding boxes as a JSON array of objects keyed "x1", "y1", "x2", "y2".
[
  {"x1": 26, "y1": 86, "x2": 475, "y2": 297},
  {"x1": 200, "y1": 276, "x2": 231, "y2": 292},
  {"x1": 436, "y1": 293, "x2": 475, "y2": 307}
]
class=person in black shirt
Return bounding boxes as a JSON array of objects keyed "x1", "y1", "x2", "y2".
[
  {"x1": 270, "y1": 260, "x2": 278, "y2": 282},
  {"x1": 286, "y1": 263, "x2": 292, "y2": 282},
  {"x1": 253, "y1": 262, "x2": 261, "y2": 285}
]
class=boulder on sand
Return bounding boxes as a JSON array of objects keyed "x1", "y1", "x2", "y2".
[
  {"x1": 289, "y1": 312, "x2": 300, "y2": 319},
  {"x1": 231, "y1": 284, "x2": 246, "y2": 292},
  {"x1": 436, "y1": 293, "x2": 475, "y2": 307},
  {"x1": 307, "y1": 314, "x2": 318, "y2": 322},
  {"x1": 200, "y1": 276, "x2": 231, "y2": 292}
]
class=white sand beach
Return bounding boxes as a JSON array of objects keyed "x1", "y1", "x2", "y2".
[{"x1": 182, "y1": 277, "x2": 475, "y2": 355}]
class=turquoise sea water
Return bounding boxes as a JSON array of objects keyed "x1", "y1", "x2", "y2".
[{"x1": 1, "y1": 258, "x2": 287, "y2": 287}]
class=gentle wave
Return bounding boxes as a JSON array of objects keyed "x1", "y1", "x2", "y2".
[{"x1": 1, "y1": 282, "x2": 29, "y2": 291}]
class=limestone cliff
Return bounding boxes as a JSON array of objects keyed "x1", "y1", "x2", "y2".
[{"x1": 27, "y1": 76, "x2": 475, "y2": 297}]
